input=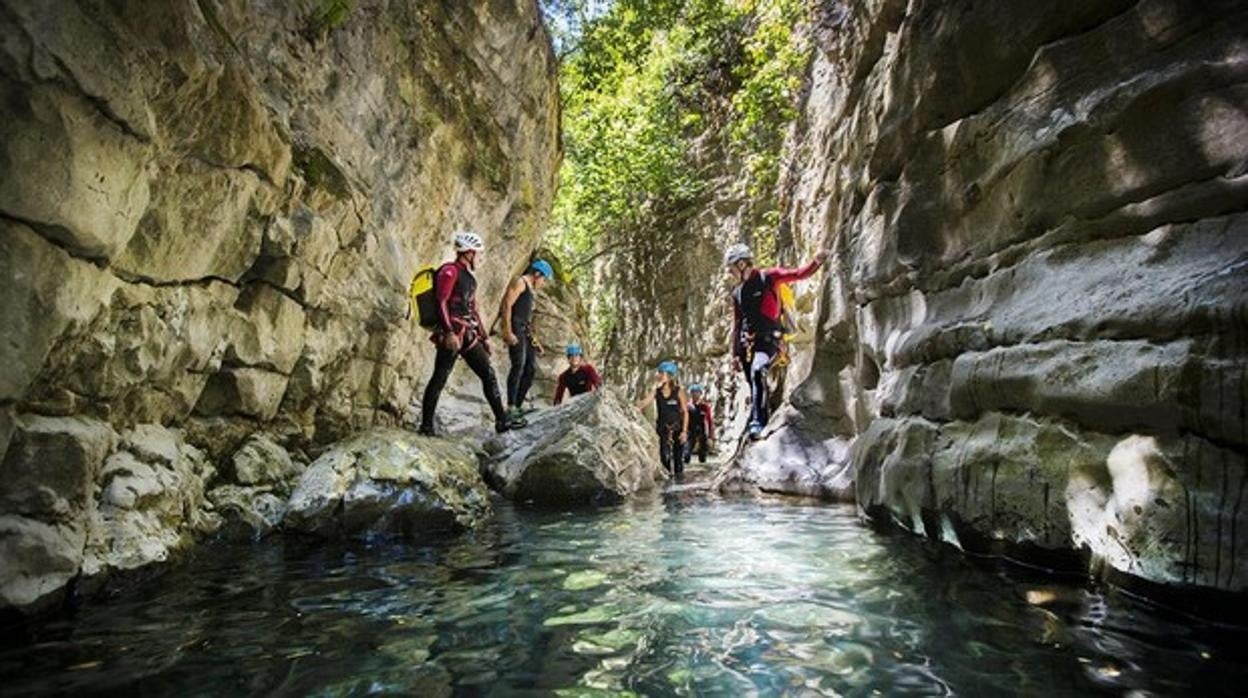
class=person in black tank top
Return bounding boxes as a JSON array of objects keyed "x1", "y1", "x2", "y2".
[
  {"x1": 634, "y1": 360, "x2": 689, "y2": 478},
  {"x1": 499, "y1": 259, "x2": 553, "y2": 421}
]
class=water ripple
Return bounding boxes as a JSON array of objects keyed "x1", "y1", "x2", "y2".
[{"x1": 2, "y1": 497, "x2": 1246, "y2": 696}]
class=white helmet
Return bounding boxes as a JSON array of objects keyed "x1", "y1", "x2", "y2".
[
  {"x1": 723, "y1": 243, "x2": 752, "y2": 266},
  {"x1": 453, "y1": 230, "x2": 484, "y2": 252}
]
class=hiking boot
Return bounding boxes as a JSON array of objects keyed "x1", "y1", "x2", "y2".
[
  {"x1": 417, "y1": 424, "x2": 438, "y2": 437},
  {"x1": 507, "y1": 414, "x2": 528, "y2": 429},
  {"x1": 495, "y1": 418, "x2": 512, "y2": 434},
  {"x1": 747, "y1": 422, "x2": 764, "y2": 441}
]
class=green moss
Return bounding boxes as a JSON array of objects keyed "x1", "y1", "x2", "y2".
[
  {"x1": 293, "y1": 145, "x2": 351, "y2": 200},
  {"x1": 305, "y1": 0, "x2": 353, "y2": 37},
  {"x1": 195, "y1": 0, "x2": 241, "y2": 54}
]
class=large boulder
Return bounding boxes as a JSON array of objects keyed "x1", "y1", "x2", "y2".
[
  {"x1": 284, "y1": 429, "x2": 490, "y2": 537},
  {"x1": 715, "y1": 405, "x2": 854, "y2": 500},
  {"x1": 854, "y1": 413, "x2": 1248, "y2": 592},
  {"x1": 206, "y1": 433, "x2": 304, "y2": 540},
  {"x1": 480, "y1": 391, "x2": 663, "y2": 506}
]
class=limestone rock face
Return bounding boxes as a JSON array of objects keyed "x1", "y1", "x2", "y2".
[
  {"x1": 0, "y1": 418, "x2": 219, "y2": 612},
  {"x1": 480, "y1": 392, "x2": 663, "y2": 506},
  {"x1": 284, "y1": 429, "x2": 490, "y2": 536},
  {"x1": 778, "y1": 0, "x2": 1248, "y2": 593},
  {"x1": 83, "y1": 426, "x2": 220, "y2": 579},
  {"x1": 0, "y1": 0, "x2": 559, "y2": 611}
]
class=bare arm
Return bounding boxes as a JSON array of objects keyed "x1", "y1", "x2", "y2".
[
  {"x1": 498, "y1": 277, "x2": 524, "y2": 340},
  {"x1": 679, "y1": 389, "x2": 689, "y2": 437}
]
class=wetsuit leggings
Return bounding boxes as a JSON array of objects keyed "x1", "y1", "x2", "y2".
[
  {"x1": 684, "y1": 432, "x2": 708, "y2": 464},
  {"x1": 658, "y1": 425, "x2": 684, "y2": 477},
  {"x1": 421, "y1": 341, "x2": 506, "y2": 429},
  {"x1": 506, "y1": 333, "x2": 536, "y2": 408},
  {"x1": 745, "y1": 338, "x2": 778, "y2": 428}
]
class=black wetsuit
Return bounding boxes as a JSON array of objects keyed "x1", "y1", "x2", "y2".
[
  {"x1": 506, "y1": 278, "x2": 536, "y2": 409},
  {"x1": 655, "y1": 385, "x2": 684, "y2": 477},
  {"x1": 683, "y1": 401, "x2": 708, "y2": 465},
  {"x1": 420, "y1": 261, "x2": 507, "y2": 431}
]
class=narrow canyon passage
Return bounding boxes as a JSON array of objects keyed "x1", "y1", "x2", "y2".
[{"x1": 1, "y1": 0, "x2": 1246, "y2": 695}]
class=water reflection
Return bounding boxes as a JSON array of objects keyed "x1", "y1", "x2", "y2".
[{"x1": 2, "y1": 497, "x2": 1245, "y2": 696}]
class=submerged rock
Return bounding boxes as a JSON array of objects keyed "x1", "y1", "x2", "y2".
[
  {"x1": 480, "y1": 392, "x2": 663, "y2": 506},
  {"x1": 284, "y1": 429, "x2": 490, "y2": 537}
]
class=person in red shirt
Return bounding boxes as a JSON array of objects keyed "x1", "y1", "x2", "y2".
[
  {"x1": 724, "y1": 243, "x2": 828, "y2": 440},
  {"x1": 683, "y1": 384, "x2": 714, "y2": 465},
  {"x1": 418, "y1": 231, "x2": 522, "y2": 436},
  {"x1": 553, "y1": 343, "x2": 602, "y2": 405}
]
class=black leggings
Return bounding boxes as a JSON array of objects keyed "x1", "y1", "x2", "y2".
[
  {"x1": 506, "y1": 333, "x2": 536, "y2": 408},
  {"x1": 684, "y1": 431, "x2": 708, "y2": 464},
  {"x1": 420, "y1": 340, "x2": 506, "y2": 429},
  {"x1": 658, "y1": 424, "x2": 684, "y2": 477},
  {"x1": 743, "y1": 336, "x2": 779, "y2": 428}
]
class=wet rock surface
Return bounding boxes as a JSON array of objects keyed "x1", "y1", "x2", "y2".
[
  {"x1": 0, "y1": 0, "x2": 559, "y2": 611},
  {"x1": 784, "y1": 0, "x2": 1248, "y2": 592},
  {"x1": 284, "y1": 429, "x2": 490, "y2": 536},
  {"x1": 480, "y1": 392, "x2": 664, "y2": 506}
]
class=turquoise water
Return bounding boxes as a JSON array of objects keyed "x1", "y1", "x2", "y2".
[{"x1": 3, "y1": 495, "x2": 1245, "y2": 696}]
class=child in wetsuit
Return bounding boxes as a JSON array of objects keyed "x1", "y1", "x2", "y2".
[{"x1": 683, "y1": 384, "x2": 714, "y2": 465}]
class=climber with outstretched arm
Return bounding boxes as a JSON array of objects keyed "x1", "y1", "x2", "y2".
[
  {"x1": 724, "y1": 243, "x2": 828, "y2": 440},
  {"x1": 498, "y1": 259, "x2": 554, "y2": 424},
  {"x1": 419, "y1": 231, "x2": 525, "y2": 436}
]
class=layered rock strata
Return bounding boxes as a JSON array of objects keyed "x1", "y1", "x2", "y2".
[
  {"x1": 775, "y1": 0, "x2": 1248, "y2": 593},
  {"x1": 0, "y1": 0, "x2": 559, "y2": 612}
]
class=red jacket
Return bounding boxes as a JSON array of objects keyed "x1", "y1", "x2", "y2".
[
  {"x1": 432, "y1": 260, "x2": 486, "y2": 344},
  {"x1": 693, "y1": 400, "x2": 714, "y2": 439},
  {"x1": 731, "y1": 259, "x2": 821, "y2": 350},
  {"x1": 554, "y1": 364, "x2": 603, "y2": 404}
]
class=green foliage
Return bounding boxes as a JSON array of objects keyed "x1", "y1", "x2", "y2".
[
  {"x1": 544, "y1": 0, "x2": 811, "y2": 349},
  {"x1": 730, "y1": 0, "x2": 809, "y2": 197}
]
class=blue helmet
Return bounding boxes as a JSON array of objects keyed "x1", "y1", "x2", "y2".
[
  {"x1": 565, "y1": 342, "x2": 583, "y2": 357},
  {"x1": 657, "y1": 360, "x2": 678, "y2": 376},
  {"x1": 689, "y1": 383, "x2": 704, "y2": 394},
  {"x1": 529, "y1": 259, "x2": 554, "y2": 280}
]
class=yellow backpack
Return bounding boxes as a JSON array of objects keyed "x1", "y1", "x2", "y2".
[{"x1": 408, "y1": 265, "x2": 438, "y2": 327}]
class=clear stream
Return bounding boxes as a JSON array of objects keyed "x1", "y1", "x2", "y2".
[{"x1": 4, "y1": 493, "x2": 1246, "y2": 696}]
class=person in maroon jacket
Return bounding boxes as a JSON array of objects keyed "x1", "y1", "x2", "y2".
[
  {"x1": 683, "y1": 383, "x2": 714, "y2": 465},
  {"x1": 724, "y1": 243, "x2": 828, "y2": 440},
  {"x1": 418, "y1": 231, "x2": 522, "y2": 435},
  {"x1": 553, "y1": 343, "x2": 602, "y2": 405}
]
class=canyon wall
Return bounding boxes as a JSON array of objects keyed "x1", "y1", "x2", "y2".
[
  {"x1": 0, "y1": 0, "x2": 559, "y2": 612},
  {"x1": 774, "y1": 0, "x2": 1248, "y2": 594}
]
